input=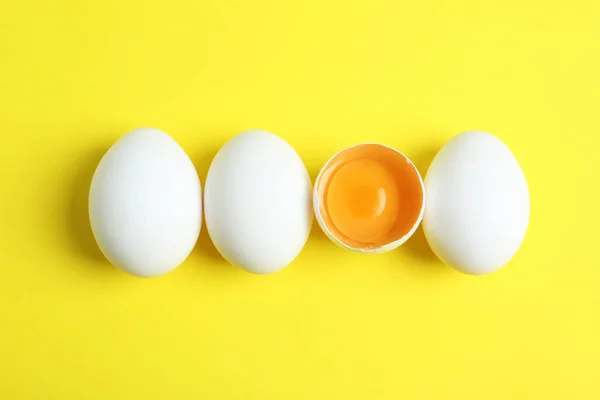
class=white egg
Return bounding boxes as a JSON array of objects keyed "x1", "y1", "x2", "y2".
[
  {"x1": 89, "y1": 128, "x2": 202, "y2": 278},
  {"x1": 423, "y1": 131, "x2": 529, "y2": 275},
  {"x1": 204, "y1": 130, "x2": 313, "y2": 274}
]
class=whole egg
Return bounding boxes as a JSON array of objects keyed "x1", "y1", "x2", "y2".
[
  {"x1": 89, "y1": 128, "x2": 202, "y2": 277},
  {"x1": 204, "y1": 130, "x2": 313, "y2": 274},
  {"x1": 423, "y1": 131, "x2": 529, "y2": 275}
]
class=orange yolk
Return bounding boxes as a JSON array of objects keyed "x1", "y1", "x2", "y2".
[
  {"x1": 316, "y1": 144, "x2": 424, "y2": 250},
  {"x1": 326, "y1": 159, "x2": 400, "y2": 243}
]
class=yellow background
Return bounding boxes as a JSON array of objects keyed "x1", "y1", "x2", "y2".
[{"x1": 1, "y1": 0, "x2": 599, "y2": 398}]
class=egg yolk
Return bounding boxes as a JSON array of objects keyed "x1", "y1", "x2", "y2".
[
  {"x1": 326, "y1": 159, "x2": 400, "y2": 243},
  {"x1": 316, "y1": 144, "x2": 424, "y2": 250}
]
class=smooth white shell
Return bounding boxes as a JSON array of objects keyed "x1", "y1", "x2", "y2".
[
  {"x1": 423, "y1": 131, "x2": 529, "y2": 275},
  {"x1": 204, "y1": 130, "x2": 313, "y2": 274},
  {"x1": 89, "y1": 128, "x2": 202, "y2": 277}
]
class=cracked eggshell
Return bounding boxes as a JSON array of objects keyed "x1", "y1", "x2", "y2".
[{"x1": 313, "y1": 143, "x2": 425, "y2": 254}]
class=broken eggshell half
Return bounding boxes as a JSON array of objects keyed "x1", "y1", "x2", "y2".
[{"x1": 313, "y1": 143, "x2": 425, "y2": 254}]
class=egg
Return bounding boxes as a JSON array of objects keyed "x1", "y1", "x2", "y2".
[
  {"x1": 204, "y1": 130, "x2": 313, "y2": 274},
  {"x1": 423, "y1": 130, "x2": 529, "y2": 275},
  {"x1": 314, "y1": 143, "x2": 424, "y2": 253},
  {"x1": 89, "y1": 128, "x2": 202, "y2": 278}
]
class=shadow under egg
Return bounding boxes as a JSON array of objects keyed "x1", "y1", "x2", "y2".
[
  {"x1": 188, "y1": 144, "x2": 241, "y2": 276},
  {"x1": 65, "y1": 148, "x2": 112, "y2": 268}
]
